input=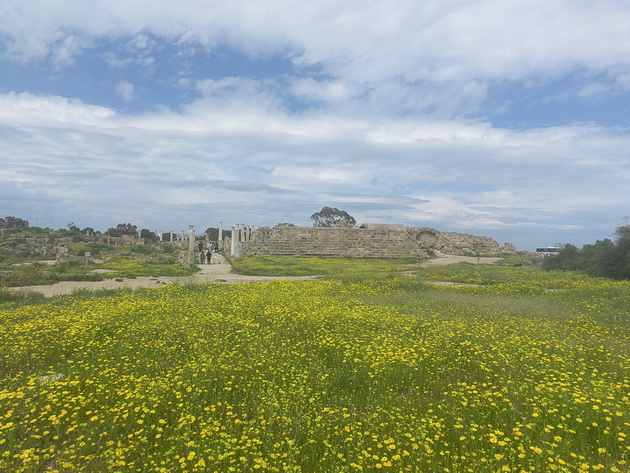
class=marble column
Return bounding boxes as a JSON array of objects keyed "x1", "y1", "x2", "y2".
[{"x1": 188, "y1": 225, "x2": 195, "y2": 253}]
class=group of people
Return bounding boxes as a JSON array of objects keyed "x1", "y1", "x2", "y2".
[{"x1": 198, "y1": 241, "x2": 219, "y2": 264}]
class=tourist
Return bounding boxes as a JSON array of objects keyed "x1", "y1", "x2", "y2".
[{"x1": 207, "y1": 250, "x2": 212, "y2": 264}]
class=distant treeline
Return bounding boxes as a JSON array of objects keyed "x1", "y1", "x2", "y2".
[
  {"x1": 1, "y1": 216, "x2": 230, "y2": 241},
  {"x1": 543, "y1": 223, "x2": 630, "y2": 280},
  {"x1": 0, "y1": 216, "x2": 29, "y2": 229}
]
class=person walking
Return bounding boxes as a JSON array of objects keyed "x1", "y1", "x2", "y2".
[
  {"x1": 200, "y1": 251, "x2": 206, "y2": 264},
  {"x1": 207, "y1": 249, "x2": 212, "y2": 264}
]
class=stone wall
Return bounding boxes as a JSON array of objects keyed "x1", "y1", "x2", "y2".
[
  {"x1": 240, "y1": 223, "x2": 514, "y2": 258},
  {"x1": 0, "y1": 233, "x2": 62, "y2": 259},
  {"x1": 435, "y1": 231, "x2": 506, "y2": 256}
]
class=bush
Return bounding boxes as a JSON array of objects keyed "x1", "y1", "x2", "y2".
[
  {"x1": 130, "y1": 245, "x2": 154, "y2": 255},
  {"x1": 543, "y1": 223, "x2": 630, "y2": 280}
]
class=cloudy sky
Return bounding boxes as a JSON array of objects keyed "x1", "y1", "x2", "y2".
[{"x1": 1, "y1": 0, "x2": 629, "y2": 251}]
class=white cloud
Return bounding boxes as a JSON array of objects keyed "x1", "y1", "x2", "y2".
[
  {"x1": 1, "y1": 0, "x2": 628, "y2": 121},
  {"x1": 614, "y1": 72, "x2": 630, "y2": 91},
  {"x1": 102, "y1": 52, "x2": 132, "y2": 67},
  {"x1": 1, "y1": 87, "x2": 629, "y2": 249},
  {"x1": 0, "y1": 92, "x2": 115, "y2": 123},
  {"x1": 3, "y1": 1, "x2": 629, "y2": 82},
  {"x1": 289, "y1": 78, "x2": 357, "y2": 106},
  {"x1": 116, "y1": 81, "x2": 136, "y2": 101},
  {"x1": 1, "y1": 1, "x2": 630, "y2": 249}
]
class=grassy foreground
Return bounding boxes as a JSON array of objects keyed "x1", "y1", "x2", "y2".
[{"x1": 0, "y1": 258, "x2": 628, "y2": 472}]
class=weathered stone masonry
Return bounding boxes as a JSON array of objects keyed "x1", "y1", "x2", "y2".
[{"x1": 236, "y1": 223, "x2": 515, "y2": 258}]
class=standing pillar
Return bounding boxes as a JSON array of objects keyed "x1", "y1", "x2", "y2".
[
  {"x1": 218, "y1": 222, "x2": 223, "y2": 241},
  {"x1": 170, "y1": 231, "x2": 174, "y2": 242},
  {"x1": 188, "y1": 225, "x2": 195, "y2": 253},
  {"x1": 181, "y1": 230, "x2": 185, "y2": 242},
  {"x1": 230, "y1": 226, "x2": 236, "y2": 256},
  {"x1": 240, "y1": 224, "x2": 245, "y2": 242},
  {"x1": 159, "y1": 231, "x2": 163, "y2": 242}
]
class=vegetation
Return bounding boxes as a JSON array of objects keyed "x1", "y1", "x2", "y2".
[
  {"x1": 544, "y1": 223, "x2": 630, "y2": 280},
  {"x1": 205, "y1": 227, "x2": 232, "y2": 241},
  {"x1": 0, "y1": 222, "x2": 197, "y2": 288},
  {"x1": 310, "y1": 207, "x2": 357, "y2": 227},
  {"x1": 0, "y1": 258, "x2": 627, "y2": 472},
  {"x1": 232, "y1": 256, "x2": 428, "y2": 279},
  {"x1": 0, "y1": 216, "x2": 29, "y2": 229},
  {"x1": 105, "y1": 223, "x2": 138, "y2": 237}
]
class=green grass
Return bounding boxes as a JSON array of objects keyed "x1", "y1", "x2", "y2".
[
  {"x1": 231, "y1": 256, "x2": 428, "y2": 280},
  {"x1": 0, "y1": 228, "x2": 197, "y2": 288},
  {"x1": 0, "y1": 255, "x2": 198, "y2": 288},
  {"x1": 0, "y1": 258, "x2": 628, "y2": 472}
]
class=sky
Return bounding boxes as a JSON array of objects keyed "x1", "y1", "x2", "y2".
[{"x1": 1, "y1": 0, "x2": 630, "y2": 251}]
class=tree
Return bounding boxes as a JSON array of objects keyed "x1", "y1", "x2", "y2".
[
  {"x1": 0, "y1": 216, "x2": 29, "y2": 229},
  {"x1": 542, "y1": 244, "x2": 582, "y2": 272},
  {"x1": 607, "y1": 223, "x2": 630, "y2": 279},
  {"x1": 310, "y1": 207, "x2": 356, "y2": 227},
  {"x1": 205, "y1": 227, "x2": 220, "y2": 241},
  {"x1": 140, "y1": 229, "x2": 157, "y2": 240},
  {"x1": 543, "y1": 220, "x2": 630, "y2": 280},
  {"x1": 105, "y1": 223, "x2": 138, "y2": 237},
  {"x1": 581, "y1": 239, "x2": 615, "y2": 277}
]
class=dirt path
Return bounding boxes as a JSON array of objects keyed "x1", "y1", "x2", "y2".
[
  {"x1": 10, "y1": 252, "x2": 502, "y2": 297},
  {"x1": 10, "y1": 253, "x2": 316, "y2": 297},
  {"x1": 419, "y1": 251, "x2": 503, "y2": 266},
  {"x1": 399, "y1": 251, "x2": 502, "y2": 287}
]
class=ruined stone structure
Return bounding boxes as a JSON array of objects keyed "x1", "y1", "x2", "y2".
[
  {"x1": 235, "y1": 223, "x2": 514, "y2": 258},
  {"x1": 104, "y1": 234, "x2": 145, "y2": 245}
]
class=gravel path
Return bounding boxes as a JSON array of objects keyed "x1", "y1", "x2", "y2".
[
  {"x1": 420, "y1": 251, "x2": 503, "y2": 266},
  {"x1": 10, "y1": 253, "x2": 316, "y2": 297},
  {"x1": 10, "y1": 252, "x2": 501, "y2": 297}
]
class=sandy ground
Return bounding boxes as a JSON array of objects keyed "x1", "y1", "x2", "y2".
[
  {"x1": 419, "y1": 251, "x2": 503, "y2": 266},
  {"x1": 10, "y1": 251, "x2": 500, "y2": 297},
  {"x1": 404, "y1": 251, "x2": 502, "y2": 287},
  {"x1": 10, "y1": 253, "x2": 316, "y2": 297}
]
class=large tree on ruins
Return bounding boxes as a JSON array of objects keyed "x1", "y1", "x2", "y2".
[{"x1": 310, "y1": 207, "x2": 356, "y2": 227}]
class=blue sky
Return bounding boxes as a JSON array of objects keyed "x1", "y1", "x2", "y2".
[{"x1": 1, "y1": 0, "x2": 630, "y2": 251}]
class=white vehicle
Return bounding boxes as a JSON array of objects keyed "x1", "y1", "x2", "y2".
[{"x1": 536, "y1": 246, "x2": 561, "y2": 256}]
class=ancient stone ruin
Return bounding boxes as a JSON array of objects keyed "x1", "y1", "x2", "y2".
[
  {"x1": 230, "y1": 223, "x2": 515, "y2": 258},
  {"x1": 0, "y1": 221, "x2": 514, "y2": 265}
]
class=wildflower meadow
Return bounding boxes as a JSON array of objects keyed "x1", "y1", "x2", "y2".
[{"x1": 0, "y1": 258, "x2": 628, "y2": 472}]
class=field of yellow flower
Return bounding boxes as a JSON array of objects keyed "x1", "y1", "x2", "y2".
[{"x1": 0, "y1": 258, "x2": 628, "y2": 472}]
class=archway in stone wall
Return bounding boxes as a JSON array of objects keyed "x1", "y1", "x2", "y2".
[{"x1": 415, "y1": 231, "x2": 437, "y2": 246}]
